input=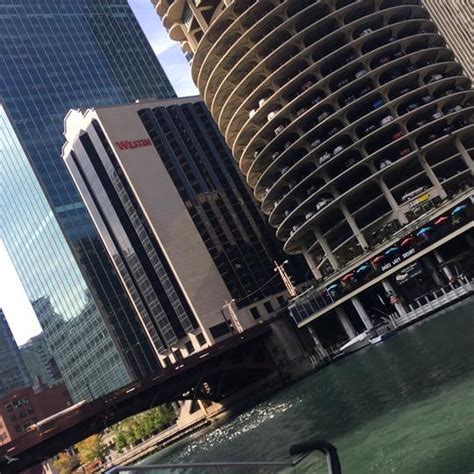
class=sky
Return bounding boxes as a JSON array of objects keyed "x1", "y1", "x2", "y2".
[{"x1": 0, "y1": 0, "x2": 197, "y2": 345}]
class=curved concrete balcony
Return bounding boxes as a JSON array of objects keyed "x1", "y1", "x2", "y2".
[{"x1": 154, "y1": 0, "x2": 474, "y2": 280}]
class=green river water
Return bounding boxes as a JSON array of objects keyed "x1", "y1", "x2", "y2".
[{"x1": 142, "y1": 298, "x2": 474, "y2": 473}]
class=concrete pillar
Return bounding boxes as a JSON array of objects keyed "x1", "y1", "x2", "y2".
[
  {"x1": 456, "y1": 137, "x2": 474, "y2": 172},
  {"x1": 434, "y1": 250, "x2": 453, "y2": 279},
  {"x1": 351, "y1": 296, "x2": 373, "y2": 330},
  {"x1": 417, "y1": 155, "x2": 447, "y2": 199},
  {"x1": 307, "y1": 326, "x2": 329, "y2": 359},
  {"x1": 336, "y1": 307, "x2": 357, "y2": 339},
  {"x1": 422, "y1": 255, "x2": 444, "y2": 286},
  {"x1": 382, "y1": 280, "x2": 408, "y2": 316},
  {"x1": 314, "y1": 227, "x2": 339, "y2": 270},
  {"x1": 340, "y1": 204, "x2": 368, "y2": 249},
  {"x1": 303, "y1": 250, "x2": 323, "y2": 280},
  {"x1": 377, "y1": 178, "x2": 409, "y2": 225}
]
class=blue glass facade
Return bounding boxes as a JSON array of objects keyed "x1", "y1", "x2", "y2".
[{"x1": 0, "y1": 1, "x2": 176, "y2": 400}]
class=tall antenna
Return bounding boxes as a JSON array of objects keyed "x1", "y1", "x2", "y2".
[{"x1": 274, "y1": 260, "x2": 298, "y2": 298}]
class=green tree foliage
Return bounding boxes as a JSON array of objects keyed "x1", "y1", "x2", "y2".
[
  {"x1": 75, "y1": 434, "x2": 106, "y2": 465},
  {"x1": 111, "y1": 405, "x2": 175, "y2": 450},
  {"x1": 52, "y1": 452, "x2": 76, "y2": 474}
]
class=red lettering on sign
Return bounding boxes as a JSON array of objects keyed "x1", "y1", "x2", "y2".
[{"x1": 115, "y1": 139, "x2": 152, "y2": 150}]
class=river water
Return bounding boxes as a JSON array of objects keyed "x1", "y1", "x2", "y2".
[{"x1": 142, "y1": 298, "x2": 474, "y2": 473}]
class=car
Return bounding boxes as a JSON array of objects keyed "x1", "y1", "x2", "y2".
[
  {"x1": 407, "y1": 102, "x2": 420, "y2": 111},
  {"x1": 392, "y1": 130, "x2": 404, "y2": 140},
  {"x1": 372, "y1": 99, "x2": 384, "y2": 109},
  {"x1": 389, "y1": 70, "x2": 402, "y2": 80},
  {"x1": 399, "y1": 87, "x2": 411, "y2": 96},
  {"x1": 345, "y1": 54, "x2": 357, "y2": 64},
  {"x1": 421, "y1": 94, "x2": 433, "y2": 103},
  {"x1": 427, "y1": 73, "x2": 443, "y2": 84},
  {"x1": 425, "y1": 132, "x2": 439, "y2": 142},
  {"x1": 336, "y1": 78, "x2": 350, "y2": 89},
  {"x1": 284, "y1": 209, "x2": 290, "y2": 217},
  {"x1": 271, "y1": 151, "x2": 280, "y2": 160},
  {"x1": 378, "y1": 159, "x2": 392, "y2": 170},
  {"x1": 355, "y1": 69, "x2": 366, "y2": 79},
  {"x1": 442, "y1": 124, "x2": 454, "y2": 134},
  {"x1": 378, "y1": 56, "x2": 391, "y2": 65},
  {"x1": 264, "y1": 188, "x2": 270, "y2": 196},
  {"x1": 319, "y1": 151, "x2": 332, "y2": 164},
  {"x1": 380, "y1": 115, "x2": 394, "y2": 126},
  {"x1": 295, "y1": 107, "x2": 307, "y2": 117},
  {"x1": 358, "y1": 85, "x2": 371, "y2": 96},
  {"x1": 364, "y1": 124, "x2": 377, "y2": 134},
  {"x1": 343, "y1": 94, "x2": 356, "y2": 105},
  {"x1": 254, "y1": 149, "x2": 262, "y2": 159},
  {"x1": 446, "y1": 105, "x2": 462, "y2": 113},
  {"x1": 306, "y1": 185, "x2": 318, "y2": 196},
  {"x1": 316, "y1": 197, "x2": 333, "y2": 210},
  {"x1": 402, "y1": 186, "x2": 427, "y2": 202},
  {"x1": 274, "y1": 124, "x2": 286, "y2": 135},
  {"x1": 311, "y1": 95, "x2": 324, "y2": 106},
  {"x1": 301, "y1": 80, "x2": 314, "y2": 92},
  {"x1": 317, "y1": 111, "x2": 330, "y2": 122},
  {"x1": 399, "y1": 147, "x2": 412, "y2": 157},
  {"x1": 327, "y1": 125, "x2": 341, "y2": 136},
  {"x1": 249, "y1": 109, "x2": 257, "y2": 119},
  {"x1": 443, "y1": 88, "x2": 454, "y2": 96},
  {"x1": 415, "y1": 119, "x2": 428, "y2": 128},
  {"x1": 345, "y1": 157, "x2": 357, "y2": 168},
  {"x1": 267, "y1": 109, "x2": 280, "y2": 121},
  {"x1": 393, "y1": 51, "x2": 404, "y2": 59},
  {"x1": 284, "y1": 141, "x2": 292, "y2": 149},
  {"x1": 333, "y1": 145, "x2": 345, "y2": 155},
  {"x1": 455, "y1": 85, "x2": 465, "y2": 92},
  {"x1": 359, "y1": 28, "x2": 373, "y2": 37},
  {"x1": 258, "y1": 96, "x2": 269, "y2": 108},
  {"x1": 305, "y1": 211, "x2": 314, "y2": 220},
  {"x1": 310, "y1": 138, "x2": 322, "y2": 148},
  {"x1": 406, "y1": 64, "x2": 416, "y2": 72},
  {"x1": 281, "y1": 166, "x2": 290, "y2": 175},
  {"x1": 432, "y1": 111, "x2": 443, "y2": 119}
]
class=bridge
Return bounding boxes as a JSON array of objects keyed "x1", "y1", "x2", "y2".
[{"x1": 0, "y1": 322, "x2": 278, "y2": 473}]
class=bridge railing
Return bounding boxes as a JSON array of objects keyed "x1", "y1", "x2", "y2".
[{"x1": 106, "y1": 439, "x2": 342, "y2": 473}]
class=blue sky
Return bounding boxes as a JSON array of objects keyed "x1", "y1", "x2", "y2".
[
  {"x1": 129, "y1": 0, "x2": 198, "y2": 96},
  {"x1": 0, "y1": 1, "x2": 198, "y2": 345}
]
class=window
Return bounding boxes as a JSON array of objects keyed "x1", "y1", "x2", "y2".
[
  {"x1": 277, "y1": 296, "x2": 286, "y2": 307},
  {"x1": 264, "y1": 301, "x2": 274, "y2": 314},
  {"x1": 196, "y1": 333, "x2": 206, "y2": 346},
  {"x1": 210, "y1": 322, "x2": 231, "y2": 339},
  {"x1": 185, "y1": 341, "x2": 194, "y2": 354},
  {"x1": 250, "y1": 307, "x2": 261, "y2": 320}
]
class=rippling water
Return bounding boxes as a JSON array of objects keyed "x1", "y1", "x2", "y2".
[{"x1": 143, "y1": 298, "x2": 474, "y2": 473}]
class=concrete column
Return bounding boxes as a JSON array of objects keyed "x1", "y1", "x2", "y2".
[
  {"x1": 340, "y1": 204, "x2": 368, "y2": 249},
  {"x1": 351, "y1": 296, "x2": 373, "y2": 330},
  {"x1": 455, "y1": 137, "x2": 474, "y2": 172},
  {"x1": 377, "y1": 178, "x2": 409, "y2": 225},
  {"x1": 382, "y1": 280, "x2": 408, "y2": 316},
  {"x1": 336, "y1": 307, "x2": 357, "y2": 339},
  {"x1": 417, "y1": 155, "x2": 447, "y2": 199},
  {"x1": 422, "y1": 255, "x2": 444, "y2": 286},
  {"x1": 307, "y1": 326, "x2": 329, "y2": 359},
  {"x1": 303, "y1": 250, "x2": 323, "y2": 280},
  {"x1": 434, "y1": 250, "x2": 453, "y2": 279},
  {"x1": 314, "y1": 227, "x2": 339, "y2": 270}
]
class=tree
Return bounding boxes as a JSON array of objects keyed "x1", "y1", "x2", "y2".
[
  {"x1": 75, "y1": 434, "x2": 106, "y2": 465},
  {"x1": 52, "y1": 452, "x2": 76, "y2": 474}
]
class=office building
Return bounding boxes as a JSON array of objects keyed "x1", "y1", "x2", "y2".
[
  {"x1": 20, "y1": 334, "x2": 62, "y2": 388},
  {"x1": 0, "y1": 1, "x2": 177, "y2": 399},
  {"x1": 62, "y1": 98, "x2": 307, "y2": 363},
  {"x1": 0, "y1": 383, "x2": 71, "y2": 445},
  {"x1": 0, "y1": 310, "x2": 31, "y2": 398},
  {"x1": 153, "y1": 0, "x2": 473, "y2": 346},
  {"x1": 422, "y1": 0, "x2": 473, "y2": 80},
  {"x1": 1, "y1": 103, "x2": 139, "y2": 401}
]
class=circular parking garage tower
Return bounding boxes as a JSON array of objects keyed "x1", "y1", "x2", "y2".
[{"x1": 154, "y1": 0, "x2": 473, "y2": 282}]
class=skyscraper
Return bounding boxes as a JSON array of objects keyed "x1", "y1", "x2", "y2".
[
  {"x1": 0, "y1": 1, "x2": 176, "y2": 400},
  {"x1": 62, "y1": 98, "x2": 308, "y2": 364},
  {"x1": 0, "y1": 309, "x2": 31, "y2": 397},
  {"x1": 422, "y1": 0, "x2": 473, "y2": 81},
  {"x1": 153, "y1": 0, "x2": 473, "y2": 346}
]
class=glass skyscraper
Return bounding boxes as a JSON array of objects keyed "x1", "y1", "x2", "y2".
[
  {"x1": 0, "y1": 309, "x2": 31, "y2": 397},
  {"x1": 0, "y1": 1, "x2": 176, "y2": 400}
]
